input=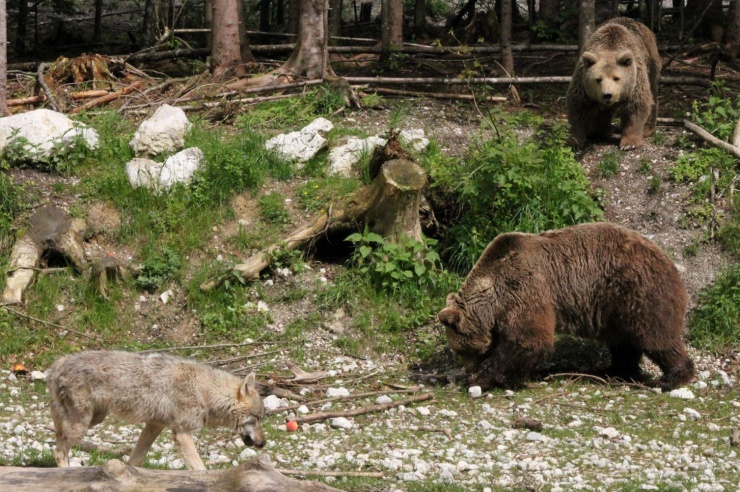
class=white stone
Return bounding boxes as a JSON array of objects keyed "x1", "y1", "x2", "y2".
[
  {"x1": 416, "y1": 406, "x2": 431, "y2": 416},
  {"x1": 0, "y1": 109, "x2": 98, "y2": 162},
  {"x1": 327, "y1": 136, "x2": 386, "y2": 176},
  {"x1": 29, "y1": 371, "x2": 46, "y2": 381},
  {"x1": 468, "y1": 386, "x2": 483, "y2": 398},
  {"x1": 694, "y1": 380, "x2": 708, "y2": 390},
  {"x1": 478, "y1": 420, "x2": 492, "y2": 430},
  {"x1": 526, "y1": 431, "x2": 546, "y2": 442},
  {"x1": 125, "y1": 147, "x2": 204, "y2": 192},
  {"x1": 398, "y1": 128, "x2": 430, "y2": 153},
  {"x1": 596, "y1": 427, "x2": 620, "y2": 439},
  {"x1": 265, "y1": 117, "x2": 333, "y2": 163},
  {"x1": 297, "y1": 405, "x2": 309, "y2": 415},
  {"x1": 330, "y1": 417, "x2": 353, "y2": 429},
  {"x1": 239, "y1": 448, "x2": 257, "y2": 460},
  {"x1": 683, "y1": 407, "x2": 701, "y2": 420},
  {"x1": 159, "y1": 289, "x2": 173, "y2": 304},
  {"x1": 375, "y1": 395, "x2": 393, "y2": 404},
  {"x1": 669, "y1": 388, "x2": 695, "y2": 399},
  {"x1": 129, "y1": 104, "x2": 191, "y2": 156},
  {"x1": 262, "y1": 395, "x2": 287, "y2": 411},
  {"x1": 326, "y1": 387, "x2": 350, "y2": 397}
]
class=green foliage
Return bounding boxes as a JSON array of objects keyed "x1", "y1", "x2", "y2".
[
  {"x1": 638, "y1": 158, "x2": 653, "y2": 175},
  {"x1": 598, "y1": 150, "x2": 622, "y2": 178},
  {"x1": 670, "y1": 148, "x2": 736, "y2": 201},
  {"x1": 234, "y1": 87, "x2": 343, "y2": 132},
  {"x1": 427, "y1": 122, "x2": 603, "y2": 271},
  {"x1": 258, "y1": 192, "x2": 290, "y2": 224},
  {"x1": 296, "y1": 176, "x2": 360, "y2": 213},
  {"x1": 689, "y1": 263, "x2": 740, "y2": 352},
  {"x1": 531, "y1": 1, "x2": 578, "y2": 42},
  {"x1": 0, "y1": 163, "x2": 23, "y2": 243},
  {"x1": 0, "y1": 130, "x2": 93, "y2": 175},
  {"x1": 346, "y1": 229, "x2": 447, "y2": 294},
  {"x1": 135, "y1": 246, "x2": 182, "y2": 291},
  {"x1": 266, "y1": 244, "x2": 305, "y2": 272},
  {"x1": 691, "y1": 81, "x2": 740, "y2": 142},
  {"x1": 648, "y1": 174, "x2": 662, "y2": 194}
]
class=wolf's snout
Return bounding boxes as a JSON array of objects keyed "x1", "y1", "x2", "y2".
[{"x1": 242, "y1": 434, "x2": 265, "y2": 449}]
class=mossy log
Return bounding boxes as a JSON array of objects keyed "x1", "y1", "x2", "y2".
[
  {"x1": 0, "y1": 456, "x2": 342, "y2": 492},
  {"x1": 201, "y1": 159, "x2": 427, "y2": 290}
]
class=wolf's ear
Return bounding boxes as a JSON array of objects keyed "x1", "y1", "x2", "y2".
[
  {"x1": 241, "y1": 372, "x2": 257, "y2": 396},
  {"x1": 437, "y1": 307, "x2": 461, "y2": 330}
]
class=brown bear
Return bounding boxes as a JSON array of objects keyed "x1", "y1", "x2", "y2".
[
  {"x1": 437, "y1": 222, "x2": 694, "y2": 391},
  {"x1": 566, "y1": 17, "x2": 660, "y2": 150}
]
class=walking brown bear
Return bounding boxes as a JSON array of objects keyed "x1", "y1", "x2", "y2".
[{"x1": 437, "y1": 223, "x2": 695, "y2": 391}]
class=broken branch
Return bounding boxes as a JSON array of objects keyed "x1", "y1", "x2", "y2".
[{"x1": 294, "y1": 393, "x2": 433, "y2": 424}]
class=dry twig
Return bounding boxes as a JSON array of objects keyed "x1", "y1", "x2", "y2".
[{"x1": 294, "y1": 393, "x2": 434, "y2": 424}]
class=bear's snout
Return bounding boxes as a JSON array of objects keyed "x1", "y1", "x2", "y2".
[{"x1": 602, "y1": 92, "x2": 613, "y2": 102}]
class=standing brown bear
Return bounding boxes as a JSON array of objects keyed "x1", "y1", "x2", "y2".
[
  {"x1": 437, "y1": 223, "x2": 694, "y2": 391},
  {"x1": 567, "y1": 17, "x2": 660, "y2": 150}
]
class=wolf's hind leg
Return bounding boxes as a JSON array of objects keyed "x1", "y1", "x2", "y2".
[
  {"x1": 52, "y1": 420, "x2": 89, "y2": 467},
  {"x1": 173, "y1": 430, "x2": 206, "y2": 470},
  {"x1": 128, "y1": 422, "x2": 165, "y2": 467}
]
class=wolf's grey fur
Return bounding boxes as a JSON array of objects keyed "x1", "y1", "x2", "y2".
[{"x1": 46, "y1": 350, "x2": 265, "y2": 470}]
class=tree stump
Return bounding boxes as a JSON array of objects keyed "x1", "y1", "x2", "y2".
[
  {"x1": 0, "y1": 456, "x2": 342, "y2": 492},
  {"x1": 2, "y1": 205, "x2": 87, "y2": 304},
  {"x1": 201, "y1": 159, "x2": 428, "y2": 289}
]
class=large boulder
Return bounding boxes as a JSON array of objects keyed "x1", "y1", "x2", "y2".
[
  {"x1": 126, "y1": 147, "x2": 204, "y2": 193},
  {"x1": 265, "y1": 117, "x2": 334, "y2": 164},
  {"x1": 129, "y1": 104, "x2": 191, "y2": 157},
  {"x1": 0, "y1": 109, "x2": 99, "y2": 163},
  {"x1": 327, "y1": 136, "x2": 387, "y2": 176}
]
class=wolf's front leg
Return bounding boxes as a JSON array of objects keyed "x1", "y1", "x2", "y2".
[
  {"x1": 128, "y1": 422, "x2": 164, "y2": 467},
  {"x1": 173, "y1": 430, "x2": 206, "y2": 470}
]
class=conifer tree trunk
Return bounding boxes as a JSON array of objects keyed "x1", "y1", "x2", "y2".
[
  {"x1": 726, "y1": 0, "x2": 740, "y2": 54},
  {"x1": 93, "y1": 0, "x2": 103, "y2": 43},
  {"x1": 414, "y1": 0, "x2": 426, "y2": 37},
  {"x1": 0, "y1": 0, "x2": 8, "y2": 116},
  {"x1": 578, "y1": 0, "x2": 595, "y2": 52},
  {"x1": 381, "y1": 0, "x2": 403, "y2": 62},
  {"x1": 500, "y1": 0, "x2": 514, "y2": 75},
  {"x1": 15, "y1": 0, "x2": 28, "y2": 56},
  {"x1": 212, "y1": 0, "x2": 252, "y2": 75},
  {"x1": 329, "y1": 0, "x2": 343, "y2": 40}
]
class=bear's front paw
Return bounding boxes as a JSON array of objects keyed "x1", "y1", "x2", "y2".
[{"x1": 619, "y1": 135, "x2": 643, "y2": 150}]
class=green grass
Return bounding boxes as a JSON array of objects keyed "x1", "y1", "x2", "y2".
[
  {"x1": 597, "y1": 149, "x2": 622, "y2": 178},
  {"x1": 689, "y1": 263, "x2": 740, "y2": 352}
]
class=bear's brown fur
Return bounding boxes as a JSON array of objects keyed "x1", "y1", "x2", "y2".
[
  {"x1": 567, "y1": 17, "x2": 660, "y2": 150},
  {"x1": 437, "y1": 222, "x2": 694, "y2": 391}
]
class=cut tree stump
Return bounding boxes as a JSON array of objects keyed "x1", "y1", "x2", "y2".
[
  {"x1": 2, "y1": 205, "x2": 88, "y2": 304},
  {"x1": 0, "y1": 456, "x2": 343, "y2": 492},
  {"x1": 201, "y1": 159, "x2": 427, "y2": 290}
]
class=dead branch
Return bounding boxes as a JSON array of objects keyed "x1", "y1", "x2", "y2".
[
  {"x1": 368, "y1": 87, "x2": 507, "y2": 102},
  {"x1": 285, "y1": 362, "x2": 329, "y2": 383},
  {"x1": 70, "y1": 81, "x2": 143, "y2": 114},
  {"x1": 207, "y1": 349, "x2": 283, "y2": 365},
  {"x1": 682, "y1": 119, "x2": 740, "y2": 159},
  {"x1": 544, "y1": 372, "x2": 610, "y2": 385},
  {"x1": 294, "y1": 393, "x2": 433, "y2": 424},
  {"x1": 0, "y1": 456, "x2": 342, "y2": 491},
  {"x1": 8, "y1": 95, "x2": 45, "y2": 106},
  {"x1": 127, "y1": 47, "x2": 210, "y2": 64},
  {"x1": 271, "y1": 389, "x2": 420, "y2": 414},
  {"x1": 343, "y1": 75, "x2": 711, "y2": 87},
  {"x1": 37, "y1": 63, "x2": 61, "y2": 112},
  {"x1": 276, "y1": 469, "x2": 383, "y2": 478},
  {"x1": 71, "y1": 90, "x2": 111, "y2": 99}
]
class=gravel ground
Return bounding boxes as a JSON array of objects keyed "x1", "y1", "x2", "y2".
[{"x1": 1, "y1": 342, "x2": 739, "y2": 491}]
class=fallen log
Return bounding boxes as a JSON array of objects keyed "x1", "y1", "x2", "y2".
[
  {"x1": 7, "y1": 95, "x2": 45, "y2": 106},
  {"x1": 70, "y1": 81, "x2": 143, "y2": 114},
  {"x1": 682, "y1": 119, "x2": 740, "y2": 160},
  {"x1": 200, "y1": 159, "x2": 427, "y2": 290},
  {"x1": 71, "y1": 90, "x2": 111, "y2": 100},
  {"x1": 343, "y1": 75, "x2": 711, "y2": 87},
  {"x1": 2, "y1": 205, "x2": 88, "y2": 304},
  {"x1": 0, "y1": 456, "x2": 342, "y2": 492}
]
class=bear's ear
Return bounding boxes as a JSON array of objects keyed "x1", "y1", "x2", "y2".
[
  {"x1": 437, "y1": 307, "x2": 461, "y2": 330},
  {"x1": 581, "y1": 51, "x2": 598, "y2": 67},
  {"x1": 617, "y1": 52, "x2": 633, "y2": 67}
]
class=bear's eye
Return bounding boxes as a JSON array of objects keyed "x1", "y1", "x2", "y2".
[
  {"x1": 595, "y1": 78, "x2": 602, "y2": 84},
  {"x1": 613, "y1": 77, "x2": 620, "y2": 82}
]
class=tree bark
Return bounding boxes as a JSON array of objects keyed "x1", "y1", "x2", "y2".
[
  {"x1": 142, "y1": 0, "x2": 158, "y2": 47},
  {"x1": 726, "y1": 0, "x2": 740, "y2": 54},
  {"x1": 0, "y1": 456, "x2": 342, "y2": 492},
  {"x1": 259, "y1": 0, "x2": 271, "y2": 31},
  {"x1": 0, "y1": 0, "x2": 9, "y2": 116},
  {"x1": 287, "y1": 0, "x2": 300, "y2": 33},
  {"x1": 204, "y1": 0, "x2": 213, "y2": 49},
  {"x1": 15, "y1": 0, "x2": 28, "y2": 57},
  {"x1": 329, "y1": 0, "x2": 343, "y2": 41},
  {"x1": 93, "y1": 0, "x2": 104, "y2": 43},
  {"x1": 211, "y1": 0, "x2": 249, "y2": 75},
  {"x1": 202, "y1": 159, "x2": 427, "y2": 288},
  {"x1": 500, "y1": 0, "x2": 514, "y2": 76},
  {"x1": 578, "y1": 0, "x2": 595, "y2": 52},
  {"x1": 414, "y1": 0, "x2": 427, "y2": 37},
  {"x1": 537, "y1": 0, "x2": 560, "y2": 36}
]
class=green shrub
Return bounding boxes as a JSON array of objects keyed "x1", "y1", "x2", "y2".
[
  {"x1": 0, "y1": 165, "x2": 22, "y2": 245},
  {"x1": 689, "y1": 263, "x2": 740, "y2": 352},
  {"x1": 428, "y1": 123, "x2": 603, "y2": 271},
  {"x1": 598, "y1": 150, "x2": 622, "y2": 178},
  {"x1": 691, "y1": 82, "x2": 740, "y2": 142},
  {"x1": 258, "y1": 192, "x2": 290, "y2": 224},
  {"x1": 135, "y1": 246, "x2": 182, "y2": 291},
  {"x1": 234, "y1": 87, "x2": 343, "y2": 132}
]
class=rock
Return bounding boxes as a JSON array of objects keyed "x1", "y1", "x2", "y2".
[
  {"x1": 416, "y1": 406, "x2": 431, "y2": 416},
  {"x1": 326, "y1": 387, "x2": 350, "y2": 398},
  {"x1": 265, "y1": 117, "x2": 333, "y2": 164},
  {"x1": 262, "y1": 395, "x2": 287, "y2": 411},
  {"x1": 376, "y1": 395, "x2": 393, "y2": 404},
  {"x1": 327, "y1": 136, "x2": 386, "y2": 176},
  {"x1": 398, "y1": 129, "x2": 430, "y2": 153},
  {"x1": 596, "y1": 426, "x2": 620, "y2": 439},
  {"x1": 669, "y1": 387, "x2": 695, "y2": 399},
  {"x1": 125, "y1": 147, "x2": 204, "y2": 192},
  {"x1": 684, "y1": 407, "x2": 701, "y2": 420},
  {"x1": 239, "y1": 448, "x2": 257, "y2": 460},
  {"x1": 159, "y1": 290, "x2": 173, "y2": 304},
  {"x1": 0, "y1": 109, "x2": 99, "y2": 163},
  {"x1": 526, "y1": 431, "x2": 546, "y2": 442},
  {"x1": 330, "y1": 417, "x2": 353, "y2": 429},
  {"x1": 129, "y1": 104, "x2": 191, "y2": 156},
  {"x1": 694, "y1": 380, "x2": 708, "y2": 390},
  {"x1": 297, "y1": 405, "x2": 309, "y2": 414},
  {"x1": 478, "y1": 420, "x2": 492, "y2": 430},
  {"x1": 468, "y1": 386, "x2": 483, "y2": 398},
  {"x1": 29, "y1": 371, "x2": 46, "y2": 381}
]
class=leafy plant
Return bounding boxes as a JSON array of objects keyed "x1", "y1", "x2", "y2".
[
  {"x1": 0, "y1": 129, "x2": 93, "y2": 175},
  {"x1": 135, "y1": 246, "x2": 182, "y2": 291},
  {"x1": 0, "y1": 162, "x2": 23, "y2": 246},
  {"x1": 689, "y1": 263, "x2": 740, "y2": 352},
  {"x1": 597, "y1": 150, "x2": 622, "y2": 178},
  {"x1": 691, "y1": 81, "x2": 740, "y2": 142},
  {"x1": 670, "y1": 148, "x2": 735, "y2": 201},
  {"x1": 258, "y1": 192, "x2": 290, "y2": 224},
  {"x1": 234, "y1": 88, "x2": 343, "y2": 132}
]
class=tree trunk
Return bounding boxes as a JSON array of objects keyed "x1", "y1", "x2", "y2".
[
  {"x1": 538, "y1": 0, "x2": 560, "y2": 35},
  {"x1": 259, "y1": 0, "x2": 271, "y2": 31},
  {"x1": 0, "y1": 456, "x2": 342, "y2": 492},
  {"x1": 725, "y1": 0, "x2": 740, "y2": 54},
  {"x1": 381, "y1": 0, "x2": 403, "y2": 62},
  {"x1": 281, "y1": 0, "x2": 326, "y2": 79},
  {"x1": 238, "y1": 0, "x2": 256, "y2": 63},
  {"x1": 578, "y1": 0, "x2": 595, "y2": 52},
  {"x1": 204, "y1": 0, "x2": 213, "y2": 49},
  {"x1": 142, "y1": 0, "x2": 157, "y2": 47},
  {"x1": 500, "y1": 0, "x2": 514, "y2": 76},
  {"x1": 287, "y1": 0, "x2": 300, "y2": 33},
  {"x1": 686, "y1": 0, "x2": 723, "y2": 41},
  {"x1": 0, "y1": 0, "x2": 8, "y2": 116},
  {"x1": 329, "y1": 0, "x2": 342, "y2": 40},
  {"x1": 15, "y1": 0, "x2": 28, "y2": 57},
  {"x1": 414, "y1": 0, "x2": 426, "y2": 36},
  {"x1": 211, "y1": 0, "x2": 248, "y2": 75},
  {"x1": 202, "y1": 159, "x2": 427, "y2": 288},
  {"x1": 93, "y1": 0, "x2": 103, "y2": 43}
]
